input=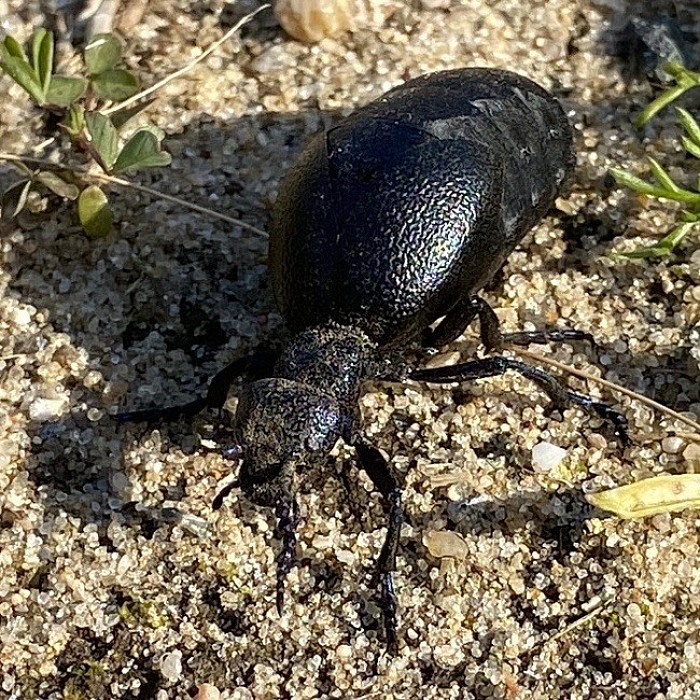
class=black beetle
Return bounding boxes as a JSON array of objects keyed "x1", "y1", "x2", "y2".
[{"x1": 119, "y1": 67, "x2": 628, "y2": 653}]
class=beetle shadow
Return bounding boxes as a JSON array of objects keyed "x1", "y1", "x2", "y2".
[{"x1": 7, "y1": 106, "x2": 343, "y2": 534}]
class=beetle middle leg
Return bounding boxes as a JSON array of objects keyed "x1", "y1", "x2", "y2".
[
  {"x1": 116, "y1": 348, "x2": 277, "y2": 423},
  {"x1": 353, "y1": 440, "x2": 403, "y2": 654},
  {"x1": 425, "y1": 295, "x2": 594, "y2": 350},
  {"x1": 409, "y1": 356, "x2": 629, "y2": 445}
]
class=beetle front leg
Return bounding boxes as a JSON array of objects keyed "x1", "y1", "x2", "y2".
[
  {"x1": 425, "y1": 295, "x2": 593, "y2": 351},
  {"x1": 410, "y1": 356, "x2": 629, "y2": 445},
  {"x1": 116, "y1": 349, "x2": 277, "y2": 423},
  {"x1": 354, "y1": 441, "x2": 403, "y2": 654}
]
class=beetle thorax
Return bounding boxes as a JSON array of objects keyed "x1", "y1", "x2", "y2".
[{"x1": 234, "y1": 324, "x2": 377, "y2": 504}]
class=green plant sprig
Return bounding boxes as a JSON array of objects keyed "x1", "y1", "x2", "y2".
[
  {"x1": 611, "y1": 71, "x2": 700, "y2": 260},
  {"x1": 635, "y1": 62, "x2": 700, "y2": 129},
  {"x1": 1, "y1": 29, "x2": 171, "y2": 237}
]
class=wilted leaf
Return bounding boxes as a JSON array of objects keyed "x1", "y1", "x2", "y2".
[
  {"x1": 113, "y1": 129, "x2": 171, "y2": 172},
  {"x1": 45, "y1": 75, "x2": 87, "y2": 106},
  {"x1": 1, "y1": 179, "x2": 33, "y2": 219},
  {"x1": 587, "y1": 473, "x2": 700, "y2": 518},
  {"x1": 92, "y1": 69, "x2": 139, "y2": 101},
  {"x1": 84, "y1": 33, "x2": 122, "y2": 75},
  {"x1": 0, "y1": 55, "x2": 44, "y2": 103},
  {"x1": 85, "y1": 111, "x2": 118, "y2": 171},
  {"x1": 78, "y1": 185, "x2": 112, "y2": 238},
  {"x1": 36, "y1": 171, "x2": 80, "y2": 200}
]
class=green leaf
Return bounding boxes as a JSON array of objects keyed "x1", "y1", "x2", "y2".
[
  {"x1": 84, "y1": 33, "x2": 122, "y2": 75},
  {"x1": 634, "y1": 83, "x2": 691, "y2": 129},
  {"x1": 113, "y1": 129, "x2": 171, "y2": 172},
  {"x1": 615, "y1": 222, "x2": 698, "y2": 260},
  {"x1": 110, "y1": 98, "x2": 155, "y2": 130},
  {"x1": 45, "y1": 75, "x2": 87, "y2": 106},
  {"x1": 78, "y1": 185, "x2": 113, "y2": 238},
  {"x1": 646, "y1": 157, "x2": 680, "y2": 192},
  {"x1": 677, "y1": 108, "x2": 700, "y2": 148},
  {"x1": 610, "y1": 167, "x2": 700, "y2": 206},
  {"x1": 85, "y1": 111, "x2": 119, "y2": 171},
  {"x1": 0, "y1": 55, "x2": 45, "y2": 103},
  {"x1": 1, "y1": 179, "x2": 33, "y2": 219},
  {"x1": 2, "y1": 36, "x2": 26, "y2": 61},
  {"x1": 92, "y1": 69, "x2": 139, "y2": 101},
  {"x1": 61, "y1": 104, "x2": 85, "y2": 136},
  {"x1": 35, "y1": 171, "x2": 80, "y2": 200},
  {"x1": 31, "y1": 28, "x2": 54, "y2": 94},
  {"x1": 681, "y1": 136, "x2": 700, "y2": 160}
]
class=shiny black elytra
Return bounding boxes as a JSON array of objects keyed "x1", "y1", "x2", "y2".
[{"x1": 118, "y1": 68, "x2": 628, "y2": 653}]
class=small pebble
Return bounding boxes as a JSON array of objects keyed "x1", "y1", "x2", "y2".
[
  {"x1": 532, "y1": 441, "x2": 568, "y2": 472},
  {"x1": 661, "y1": 436, "x2": 685, "y2": 455},
  {"x1": 423, "y1": 530, "x2": 469, "y2": 560},
  {"x1": 196, "y1": 684, "x2": 221, "y2": 700},
  {"x1": 28, "y1": 397, "x2": 68, "y2": 421},
  {"x1": 683, "y1": 442, "x2": 700, "y2": 468},
  {"x1": 158, "y1": 650, "x2": 183, "y2": 683}
]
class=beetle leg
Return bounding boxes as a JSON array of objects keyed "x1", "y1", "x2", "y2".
[
  {"x1": 275, "y1": 492, "x2": 301, "y2": 615},
  {"x1": 116, "y1": 349, "x2": 277, "y2": 423},
  {"x1": 425, "y1": 295, "x2": 593, "y2": 351},
  {"x1": 354, "y1": 441, "x2": 403, "y2": 654},
  {"x1": 410, "y1": 356, "x2": 629, "y2": 445}
]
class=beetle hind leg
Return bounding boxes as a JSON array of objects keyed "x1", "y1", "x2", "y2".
[
  {"x1": 354, "y1": 441, "x2": 403, "y2": 654},
  {"x1": 410, "y1": 356, "x2": 629, "y2": 445}
]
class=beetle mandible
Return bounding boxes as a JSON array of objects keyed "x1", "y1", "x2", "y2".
[{"x1": 119, "y1": 67, "x2": 628, "y2": 652}]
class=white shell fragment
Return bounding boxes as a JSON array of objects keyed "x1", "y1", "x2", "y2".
[
  {"x1": 275, "y1": 0, "x2": 357, "y2": 42},
  {"x1": 423, "y1": 530, "x2": 470, "y2": 560},
  {"x1": 587, "y1": 474, "x2": 700, "y2": 519},
  {"x1": 531, "y1": 441, "x2": 568, "y2": 472}
]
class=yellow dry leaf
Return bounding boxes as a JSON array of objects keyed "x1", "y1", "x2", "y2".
[{"x1": 586, "y1": 474, "x2": 700, "y2": 518}]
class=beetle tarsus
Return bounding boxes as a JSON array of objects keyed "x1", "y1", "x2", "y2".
[{"x1": 275, "y1": 495, "x2": 300, "y2": 615}]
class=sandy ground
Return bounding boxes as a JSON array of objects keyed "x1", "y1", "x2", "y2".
[{"x1": 0, "y1": 0, "x2": 699, "y2": 698}]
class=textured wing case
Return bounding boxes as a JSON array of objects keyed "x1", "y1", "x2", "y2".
[{"x1": 270, "y1": 68, "x2": 574, "y2": 344}]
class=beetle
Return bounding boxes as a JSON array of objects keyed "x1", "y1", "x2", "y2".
[{"x1": 118, "y1": 67, "x2": 628, "y2": 653}]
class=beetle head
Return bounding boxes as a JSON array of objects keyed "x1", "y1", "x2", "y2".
[{"x1": 233, "y1": 377, "x2": 346, "y2": 506}]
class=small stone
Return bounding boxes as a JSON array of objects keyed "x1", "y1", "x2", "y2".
[
  {"x1": 336, "y1": 644, "x2": 353, "y2": 660},
  {"x1": 12, "y1": 307, "x2": 32, "y2": 326},
  {"x1": 28, "y1": 397, "x2": 68, "y2": 421},
  {"x1": 661, "y1": 436, "x2": 685, "y2": 455},
  {"x1": 159, "y1": 650, "x2": 183, "y2": 683},
  {"x1": 683, "y1": 442, "x2": 700, "y2": 468},
  {"x1": 587, "y1": 433, "x2": 608, "y2": 450},
  {"x1": 196, "y1": 684, "x2": 221, "y2": 700},
  {"x1": 423, "y1": 530, "x2": 469, "y2": 560},
  {"x1": 532, "y1": 442, "x2": 567, "y2": 472}
]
